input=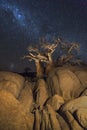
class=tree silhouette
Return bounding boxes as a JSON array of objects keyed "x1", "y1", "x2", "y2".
[{"x1": 23, "y1": 37, "x2": 80, "y2": 77}]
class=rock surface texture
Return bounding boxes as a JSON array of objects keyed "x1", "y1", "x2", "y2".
[{"x1": 0, "y1": 65, "x2": 87, "y2": 130}]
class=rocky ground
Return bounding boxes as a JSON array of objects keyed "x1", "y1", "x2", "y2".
[{"x1": 0, "y1": 64, "x2": 87, "y2": 130}]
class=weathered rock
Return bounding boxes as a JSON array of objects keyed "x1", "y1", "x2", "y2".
[
  {"x1": 63, "y1": 111, "x2": 83, "y2": 130},
  {"x1": 76, "y1": 108, "x2": 87, "y2": 129},
  {"x1": 34, "y1": 79, "x2": 48, "y2": 109},
  {"x1": 47, "y1": 67, "x2": 87, "y2": 101},
  {"x1": 46, "y1": 94, "x2": 64, "y2": 111},
  {"x1": 33, "y1": 109, "x2": 41, "y2": 130},
  {"x1": 80, "y1": 88, "x2": 87, "y2": 96},
  {"x1": 47, "y1": 68, "x2": 83, "y2": 101},
  {"x1": 46, "y1": 104, "x2": 61, "y2": 130},
  {"x1": 56, "y1": 113, "x2": 70, "y2": 130},
  {"x1": 18, "y1": 80, "x2": 34, "y2": 113},
  {"x1": 0, "y1": 67, "x2": 87, "y2": 130},
  {"x1": 61, "y1": 96, "x2": 87, "y2": 113},
  {"x1": 0, "y1": 89, "x2": 34, "y2": 130},
  {"x1": 75, "y1": 71, "x2": 87, "y2": 89},
  {"x1": 48, "y1": 74, "x2": 61, "y2": 96},
  {"x1": 41, "y1": 109, "x2": 51, "y2": 130},
  {"x1": 56, "y1": 69, "x2": 82, "y2": 100},
  {"x1": 0, "y1": 80, "x2": 20, "y2": 98},
  {"x1": 0, "y1": 71, "x2": 25, "y2": 98},
  {"x1": 40, "y1": 111, "x2": 45, "y2": 130}
]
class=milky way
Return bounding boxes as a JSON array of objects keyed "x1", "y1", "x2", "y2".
[
  {"x1": 0, "y1": 0, "x2": 87, "y2": 72},
  {"x1": 0, "y1": 1, "x2": 40, "y2": 38}
]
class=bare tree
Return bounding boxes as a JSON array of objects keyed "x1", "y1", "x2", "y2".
[
  {"x1": 23, "y1": 38, "x2": 80, "y2": 77},
  {"x1": 58, "y1": 42, "x2": 80, "y2": 65},
  {"x1": 41, "y1": 38, "x2": 61, "y2": 74},
  {"x1": 61, "y1": 42, "x2": 79, "y2": 54},
  {"x1": 23, "y1": 46, "x2": 48, "y2": 78}
]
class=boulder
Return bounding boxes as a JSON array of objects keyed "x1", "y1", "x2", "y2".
[
  {"x1": 56, "y1": 113, "x2": 70, "y2": 130},
  {"x1": 63, "y1": 111, "x2": 83, "y2": 130},
  {"x1": 75, "y1": 70, "x2": 87, "y2": 88},
  {"x1": 0, "y1": 89, "x2": 34, "y2": 130},
  {"x1": 47, "y1": 67, "x2": 87, "y2": 101},
  {"x1": 46, "y1": 94, "x2": 64, "y2": 111},
  {"x1": 34, "y1": 79, "x2": 48, "y2": 109},
  {"x1": 18, "y1": 80, "x2": 34, "y2": 113},
  {"x1": 46, "y1": 104, "x2": 61, "y2": 130},
  {"x1": 76, "y1": 108, "x2": 87, "y2": 129},
  {"x1": 0, "y1": 71, "x2": 25, "y2": 98},
  {"x1": 61, "y1": 96, "x2": 87, "y2": 113}
]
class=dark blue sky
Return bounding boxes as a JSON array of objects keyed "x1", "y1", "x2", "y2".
[{"x1": 0, "y1": 0, "x2": 87, "y2": 72}]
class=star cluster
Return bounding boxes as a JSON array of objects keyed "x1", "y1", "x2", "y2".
[{"x1": 0, "y1": 0, "x2": 87, "y2": 72}]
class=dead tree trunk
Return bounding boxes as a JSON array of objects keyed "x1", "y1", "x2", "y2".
[
  {"x1": 35, "y1": 60, "x2": 44, "y2": 78},
  {"x1": 46, "y1": 62, "x2": 54, "y2": 75},
  {"x1": 45, "y1": 53, "x2": 54, "y2": 75}
]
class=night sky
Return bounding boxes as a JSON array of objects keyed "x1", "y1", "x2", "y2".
[{"x1": 0, "y1": 0, "x2": 87, "y2": 72}]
